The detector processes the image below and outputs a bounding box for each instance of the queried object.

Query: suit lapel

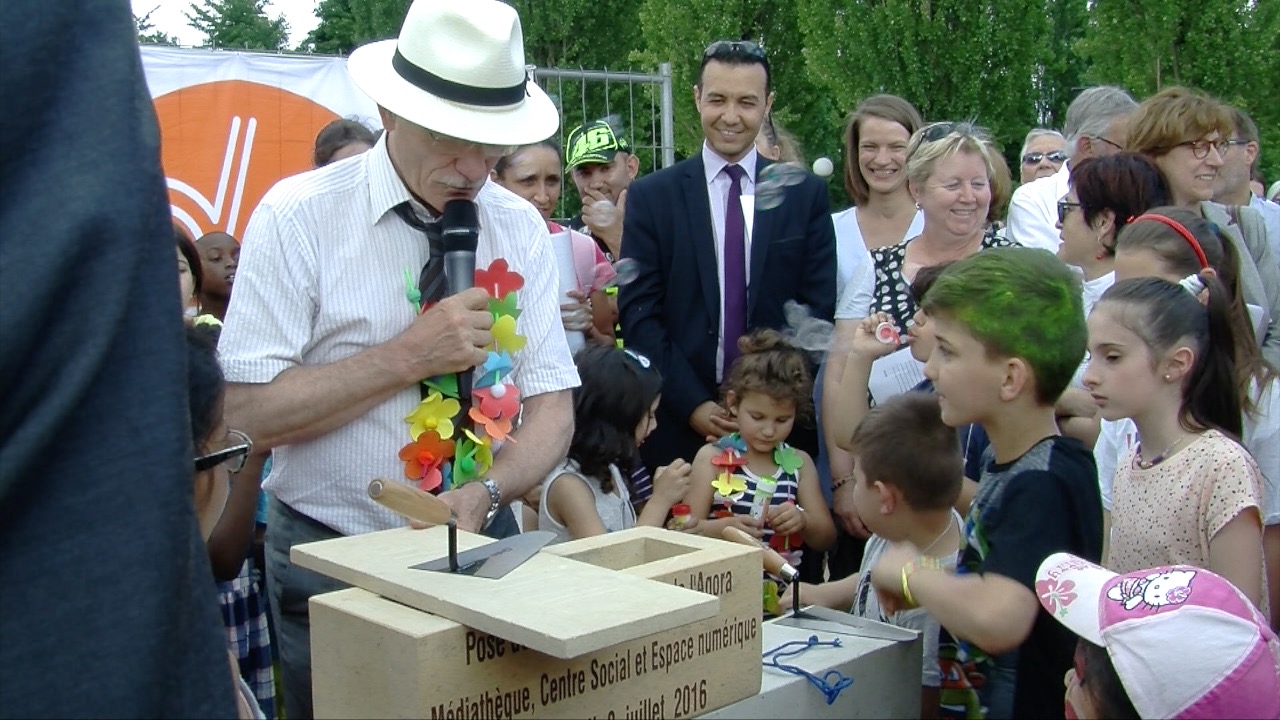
[747,158,775,319]
[684,157,720,326]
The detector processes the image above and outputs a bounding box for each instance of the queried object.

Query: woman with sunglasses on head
[1125,86,1280,367]
[826,122,1015,535]
[1019,128,1067,184]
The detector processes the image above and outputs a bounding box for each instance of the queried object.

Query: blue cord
[761,635,854,705]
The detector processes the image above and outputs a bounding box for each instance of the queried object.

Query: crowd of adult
[6,0,1280,719]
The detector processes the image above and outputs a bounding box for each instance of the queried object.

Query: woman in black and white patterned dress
[866,123,1016,335]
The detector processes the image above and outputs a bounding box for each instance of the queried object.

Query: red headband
[1127,213,1210,270]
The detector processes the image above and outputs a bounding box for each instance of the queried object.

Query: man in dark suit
[620,40,836,470]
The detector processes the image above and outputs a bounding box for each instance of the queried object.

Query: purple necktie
[722,163,747,374]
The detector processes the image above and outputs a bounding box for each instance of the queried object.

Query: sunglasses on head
[1023,150,1067,165]
[703,39,766,60]
[920,121,983,143]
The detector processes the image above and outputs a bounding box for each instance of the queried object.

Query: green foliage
[795,0,1060,195]
[300,0,409,54]
[186,0,289,51]
[1079,0,1280,181]
[303,0,1280,193]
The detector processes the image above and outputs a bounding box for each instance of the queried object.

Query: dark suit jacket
[619,154,836,468]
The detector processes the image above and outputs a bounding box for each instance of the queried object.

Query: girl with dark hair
[537,345,692,542]
[1099,207,1279,625]
[177,225,204,321]
[1083,275,1267,617]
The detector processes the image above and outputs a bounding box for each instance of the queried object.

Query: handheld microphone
[441,199,480,402]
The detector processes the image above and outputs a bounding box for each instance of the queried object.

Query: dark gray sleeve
[0,1,236,716]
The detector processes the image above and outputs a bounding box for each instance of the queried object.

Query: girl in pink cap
[1036,552,1280,719]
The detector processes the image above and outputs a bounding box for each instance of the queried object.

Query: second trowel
[367,479,553,579]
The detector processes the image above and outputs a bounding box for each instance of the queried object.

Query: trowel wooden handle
[368,479,455,526]
[721,525,799,582]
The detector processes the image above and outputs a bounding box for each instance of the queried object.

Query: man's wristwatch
[481,478,502,529]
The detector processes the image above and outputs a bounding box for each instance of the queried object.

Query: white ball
[812,157,834,178]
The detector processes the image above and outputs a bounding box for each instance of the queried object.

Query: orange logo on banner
[154,80,339,241]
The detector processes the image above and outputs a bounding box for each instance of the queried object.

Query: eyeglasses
[194,429,252,473]
[425,128,514,160]
[1022,150,1067,165]
[703,40,767,60]
[1223,138,1251,151]
[920,121,984,143]
[1057,198,1083,224]
[1091,135,1124,152]
[1171,137,1228,159]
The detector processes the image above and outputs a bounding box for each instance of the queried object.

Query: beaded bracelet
[831,473,855,492]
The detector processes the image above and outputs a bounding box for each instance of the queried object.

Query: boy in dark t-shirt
[869,248,1103,719]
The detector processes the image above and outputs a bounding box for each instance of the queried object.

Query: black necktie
[393,202,446,305]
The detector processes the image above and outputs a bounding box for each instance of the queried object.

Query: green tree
[135,8,179,45]
[795,0,1054,189]
[186,0,289,51]
[1038,0,1089,128]
[634,0,841,169]
[1079,0,1280,181]
[301,0,408,54]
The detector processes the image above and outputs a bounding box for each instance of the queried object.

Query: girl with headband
[1082,212,1270,621]
[1097,207,1279,625]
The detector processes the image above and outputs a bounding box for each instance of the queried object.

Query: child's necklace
[1135,434,1190,469]
[920,513,957,557]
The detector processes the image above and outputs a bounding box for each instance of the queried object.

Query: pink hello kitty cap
[1035,553,1280,719]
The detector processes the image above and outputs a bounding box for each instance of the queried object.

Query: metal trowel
[720,526,916,642]
[367,479,553,579]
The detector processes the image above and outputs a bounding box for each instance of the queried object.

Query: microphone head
[441,199,480,252]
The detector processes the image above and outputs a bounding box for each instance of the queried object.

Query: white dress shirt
[1007,162,1071,252]
[219,136,579,536]
[702,142,759,380]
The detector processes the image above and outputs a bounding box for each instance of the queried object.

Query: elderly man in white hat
[217,2,577,716]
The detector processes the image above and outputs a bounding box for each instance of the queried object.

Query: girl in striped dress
[687,330,837,599]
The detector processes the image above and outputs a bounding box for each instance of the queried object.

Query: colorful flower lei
[398,259,525,493]
[708,432,805,553]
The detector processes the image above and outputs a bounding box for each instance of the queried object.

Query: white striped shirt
[218,137,578,535]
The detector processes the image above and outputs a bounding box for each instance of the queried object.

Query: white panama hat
[346,0,559,146]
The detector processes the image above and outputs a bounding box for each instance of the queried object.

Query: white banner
[140,46,380,240]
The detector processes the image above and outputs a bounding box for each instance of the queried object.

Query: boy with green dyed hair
[869,247,1103,720]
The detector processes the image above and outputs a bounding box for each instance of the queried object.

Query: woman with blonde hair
[824,122,1016,550]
